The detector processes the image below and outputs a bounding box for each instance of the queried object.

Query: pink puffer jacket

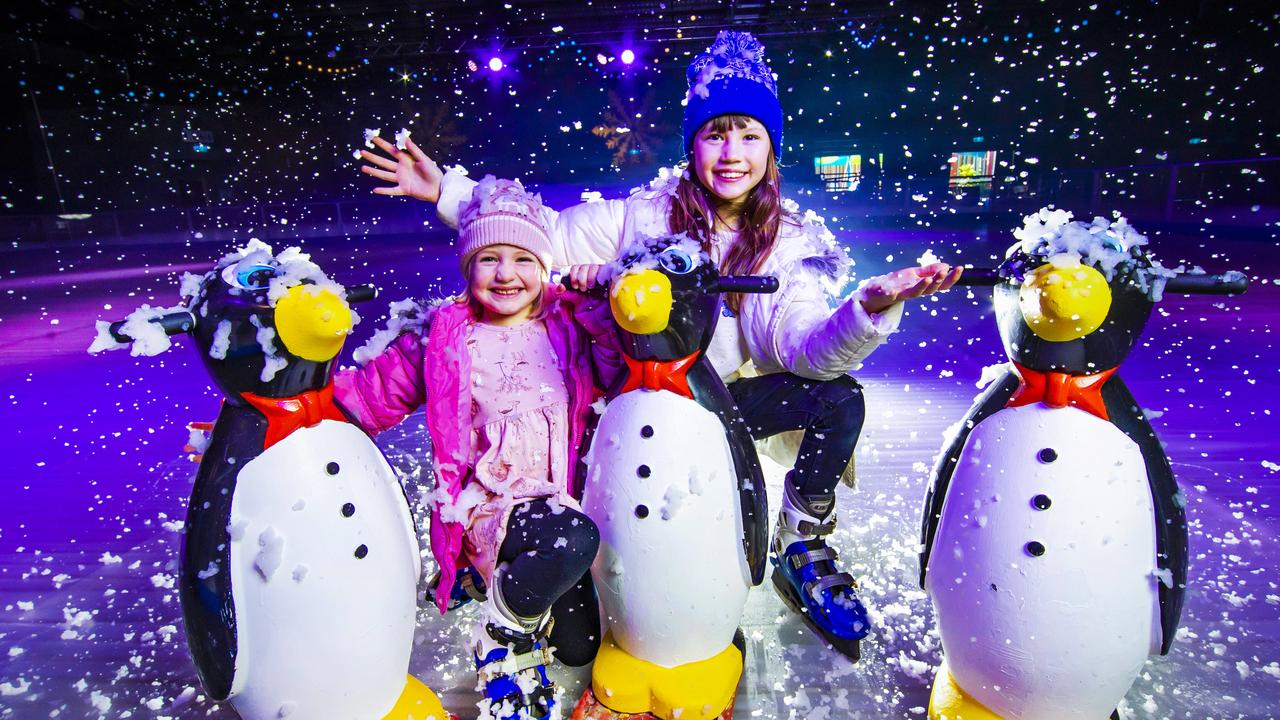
[334,287,614,613]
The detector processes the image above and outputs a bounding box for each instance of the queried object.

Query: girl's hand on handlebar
[566,264,605,291]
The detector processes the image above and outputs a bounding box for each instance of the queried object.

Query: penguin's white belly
[226,420,419,720]
[582,390,750,668]
[926,404,1160,720]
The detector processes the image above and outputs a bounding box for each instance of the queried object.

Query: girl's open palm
[358,135,443,203]
[859,262,963,315]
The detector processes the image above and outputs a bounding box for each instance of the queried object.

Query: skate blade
[770,568,862,662]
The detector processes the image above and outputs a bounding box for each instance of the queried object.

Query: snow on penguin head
[603,233,779,366]
[603,234,722,361]
[993,209,1181,373]
[91,239,376,401]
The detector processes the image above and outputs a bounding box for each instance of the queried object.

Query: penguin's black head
[991,210,1162,374]
[604,234,777,362]
[95,240,375,403]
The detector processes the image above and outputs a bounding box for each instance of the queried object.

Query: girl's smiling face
[692,116,772,209]
[468,244,544,326]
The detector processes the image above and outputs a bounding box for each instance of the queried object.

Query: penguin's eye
[1101,235,1126,253]
[224,263,277,291]
[657,248,695,275]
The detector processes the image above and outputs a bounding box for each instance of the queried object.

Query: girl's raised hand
[358,135,443,203]
[859,262,963,315]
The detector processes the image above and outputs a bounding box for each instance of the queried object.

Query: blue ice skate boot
[472,579,557,720]
[427,564,488,612]
[770,481,870,660]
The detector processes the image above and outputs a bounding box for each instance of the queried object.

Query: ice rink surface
[1,221,1275,718]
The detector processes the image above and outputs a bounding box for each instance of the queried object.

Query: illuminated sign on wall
[815,154,862,192]
[948,151,997,188]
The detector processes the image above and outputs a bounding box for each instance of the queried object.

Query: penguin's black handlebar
[1162,272,1249,295]
[712,275,780,294]
[108,311,197,343]
[106,283,381,343]
[954,267,1249,295]
[344,283,379,304]
[953,268,1003,287]
[556,273,780,295]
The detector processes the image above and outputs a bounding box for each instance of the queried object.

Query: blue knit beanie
[683,31,784,162]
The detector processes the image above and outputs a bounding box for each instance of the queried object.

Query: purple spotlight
[488,57,504,72]
[620,49,636,65]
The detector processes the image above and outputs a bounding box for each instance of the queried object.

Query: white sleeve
[742,263,904,381]
[544,200,627,266]
[435,167,477,230]
[436,168,626,267]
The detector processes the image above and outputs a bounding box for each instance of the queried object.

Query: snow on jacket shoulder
[436,166,903,381]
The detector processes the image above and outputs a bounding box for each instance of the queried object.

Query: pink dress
[461,320,579,585]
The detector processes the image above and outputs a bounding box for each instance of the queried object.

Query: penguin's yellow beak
[273,285,353,361]
[1018,261,1112,342]
[610,269,673,335]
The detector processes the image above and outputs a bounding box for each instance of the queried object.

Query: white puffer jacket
[437,167,903,383]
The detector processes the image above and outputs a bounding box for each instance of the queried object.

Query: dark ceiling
[6,0,1107,76]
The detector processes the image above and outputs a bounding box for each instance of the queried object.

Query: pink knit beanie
[458,176,554,272]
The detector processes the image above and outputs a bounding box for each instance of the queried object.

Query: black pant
[727,372,865,501]
[496,499,601,666]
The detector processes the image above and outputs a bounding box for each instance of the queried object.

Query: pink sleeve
[333,332,428,435]
[562,291,624,390]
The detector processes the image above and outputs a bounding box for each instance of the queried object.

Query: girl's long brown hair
[668,114,786,313]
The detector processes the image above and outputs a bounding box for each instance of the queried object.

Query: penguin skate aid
[919,209,1248,720]
[89,240,448,720]
[335,176,623,720]
[357,30,962,666]
[558,233,775,720]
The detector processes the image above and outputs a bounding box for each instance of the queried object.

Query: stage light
[488,57,504,72]
[620,49,635,65]
[597,53,609,65]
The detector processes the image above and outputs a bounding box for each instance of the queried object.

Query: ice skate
[770,479,869,660]
[473,580,558,720]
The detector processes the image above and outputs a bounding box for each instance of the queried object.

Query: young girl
[334,177,613,719]
[358,31,960,660]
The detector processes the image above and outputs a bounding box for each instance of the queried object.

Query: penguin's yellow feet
[928,660,1002,720]
[382,674,452,720]
[590,632,741,720]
